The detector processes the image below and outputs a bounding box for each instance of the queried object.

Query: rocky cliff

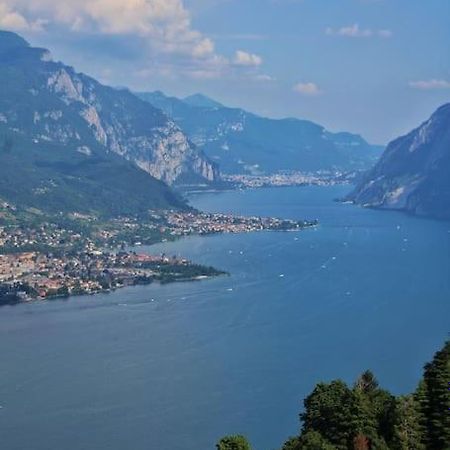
[0,31,195,216]
[0,31,219,187]
[346,104,450,220]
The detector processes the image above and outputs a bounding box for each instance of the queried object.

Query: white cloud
[293,82,321,96]
[326,24,392,39]
[409,79,450,90]
[0,0,268,81]
[0,0,217,59]
[233,50,263,67]
[0,2,44,31]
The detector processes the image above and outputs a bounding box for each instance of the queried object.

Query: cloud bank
[0,0,264,80]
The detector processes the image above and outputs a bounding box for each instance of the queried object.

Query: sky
[1,0,449,144]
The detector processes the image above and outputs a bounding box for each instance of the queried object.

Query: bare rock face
[0,31,219,187]
[347,104,450,220]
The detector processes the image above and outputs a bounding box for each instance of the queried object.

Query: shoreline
[0,221,315,308]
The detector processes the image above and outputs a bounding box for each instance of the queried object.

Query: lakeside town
[0,250,225,305]
[0,206,317,305]
[223,170,356,189]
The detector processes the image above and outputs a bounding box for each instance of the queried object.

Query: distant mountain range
[0,31,220,215]
[347,103,450,220]
[0,30,387,218]
[137,91,383,175]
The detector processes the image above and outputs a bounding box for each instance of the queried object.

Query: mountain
[0,30,197,216]
[183,93,224,109]
[137,91,383,175]
[0,31,218,189]
[0,130,188,217]
[346,104,450,220]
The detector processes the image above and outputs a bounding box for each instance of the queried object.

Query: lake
[0,185,449,450]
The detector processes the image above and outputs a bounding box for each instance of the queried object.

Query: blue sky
[2,0,449,143]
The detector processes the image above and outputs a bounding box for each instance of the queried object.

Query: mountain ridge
[346,103,450,220]
[183,93,224,109]
[0,30,219,187]
[137,90,383,175]
[0,30,204,216]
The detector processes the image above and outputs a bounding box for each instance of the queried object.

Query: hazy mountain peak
[183,93,223,109]
[138,90,382,175]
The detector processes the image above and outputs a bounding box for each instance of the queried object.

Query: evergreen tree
[281,437,301,450]
[281,432,335,450]
[301,380,355,449]
[354,370,379,393]
[222,342,449,450]
[391,395,426,450]
[216,435,252,450]
[414,380,429,447]
[349,388,379,444]
[420,341,450,449]
[354,370,396,446]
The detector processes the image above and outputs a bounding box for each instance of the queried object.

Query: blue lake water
[0,185,449,450]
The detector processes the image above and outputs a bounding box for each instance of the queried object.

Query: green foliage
[0,131,186,217]
[354,370,379,393]
[419,341,450,449]
[216,435,252,450]
[391,395,426,450]
[300,380,356,449]
[281,437,301,450]
[282,432,336,450]
[218,342,449,450]
[297,344,449,450]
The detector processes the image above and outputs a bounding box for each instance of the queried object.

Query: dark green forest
[217,341,449,450]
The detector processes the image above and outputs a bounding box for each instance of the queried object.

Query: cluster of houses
[0,250,188,301]
[0,222,85,250]
[224,171,348,189]
[165,211,308,235]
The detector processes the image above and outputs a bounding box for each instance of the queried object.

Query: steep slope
[347,104,450,220]
[0,31,187,216]
[0,132,186,216]
[138,91,383,175]
[0,31,219,187]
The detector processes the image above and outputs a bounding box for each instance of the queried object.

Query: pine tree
[301,380,355,449]
[352,371,393,448]
[420,341,450,449]
[391,395,426,450]
[354,370,379,393]
[349,388,380,445]
[414,380,429,447]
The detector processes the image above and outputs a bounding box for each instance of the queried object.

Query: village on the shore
[223,170,355,189]
[0,207,317,305]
